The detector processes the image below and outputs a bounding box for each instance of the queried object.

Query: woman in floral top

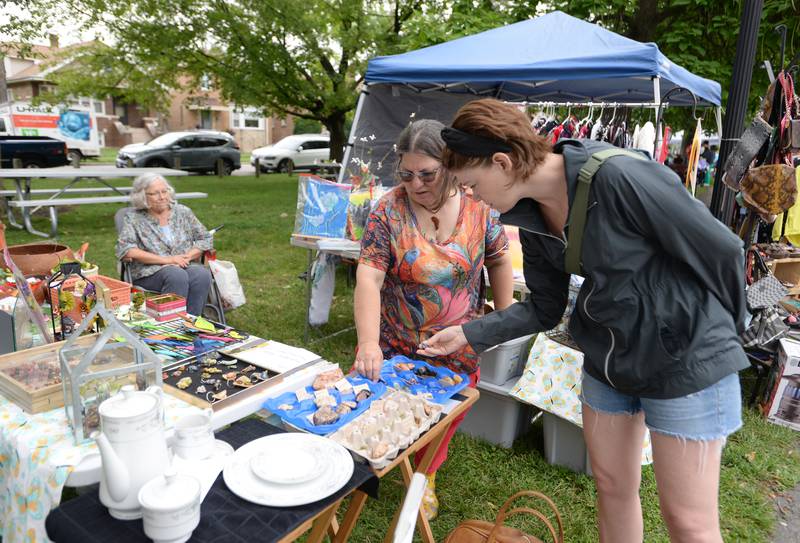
[354,119,513,519]
[116,173,213,315]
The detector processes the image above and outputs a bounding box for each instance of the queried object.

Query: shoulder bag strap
[564,148,648,275]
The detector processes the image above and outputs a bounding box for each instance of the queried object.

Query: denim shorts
[580,370,742,441]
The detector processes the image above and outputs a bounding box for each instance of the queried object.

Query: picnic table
[0,166,200,238]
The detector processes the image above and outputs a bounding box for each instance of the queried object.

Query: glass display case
[60,298,162,443]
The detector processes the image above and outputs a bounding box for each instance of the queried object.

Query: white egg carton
[329,390,443,469]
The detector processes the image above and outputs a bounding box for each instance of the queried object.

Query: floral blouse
[359,186,508,374]
[116,204,212,281]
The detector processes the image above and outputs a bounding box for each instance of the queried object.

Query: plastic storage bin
[459,377,534,448]
[479,334,534,385]
[542,412,592,475]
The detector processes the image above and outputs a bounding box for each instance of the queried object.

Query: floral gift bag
[510,333,652,465]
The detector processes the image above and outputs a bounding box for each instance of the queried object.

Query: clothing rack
[525,101,666,109]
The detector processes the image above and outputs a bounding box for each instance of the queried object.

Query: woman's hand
[354,342,384,381]
[416,325,468,357]
[168,254,191,268]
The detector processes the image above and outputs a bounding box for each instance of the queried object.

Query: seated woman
[116,172,213,316]
[353,119,514,519]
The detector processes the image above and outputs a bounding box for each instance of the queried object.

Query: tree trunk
[628,0,659,42]
[325,111,347,163]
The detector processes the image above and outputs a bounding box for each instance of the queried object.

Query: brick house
[1,37,295,152]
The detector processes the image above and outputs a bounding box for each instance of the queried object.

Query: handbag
[443,491,563,543]
[739,163,797,219]
[722,116,772,191]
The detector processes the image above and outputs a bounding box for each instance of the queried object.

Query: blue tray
[379,356,469,403]
[263,376,386,435]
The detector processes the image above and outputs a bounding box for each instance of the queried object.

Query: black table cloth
[46,418,379,543]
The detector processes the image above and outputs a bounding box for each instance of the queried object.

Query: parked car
[116,131,241,175]
[250,134,330,173]
[0,135,69,168]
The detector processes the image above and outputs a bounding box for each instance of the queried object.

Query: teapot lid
[138,468,200,511]
[99,385,158,419]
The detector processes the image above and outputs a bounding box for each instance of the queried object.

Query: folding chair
[114,207,227,324]
[392,472,427,543]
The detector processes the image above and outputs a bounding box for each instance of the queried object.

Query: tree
[0,0,436,161]
[551,0,800,133]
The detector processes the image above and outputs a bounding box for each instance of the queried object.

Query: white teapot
[93,384,170,520]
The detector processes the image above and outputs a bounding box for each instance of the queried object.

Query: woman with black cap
[419,99,747,543]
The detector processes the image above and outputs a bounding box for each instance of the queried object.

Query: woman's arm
[124,248,187,267]
[353,264,387,381]
[486,252,514,310]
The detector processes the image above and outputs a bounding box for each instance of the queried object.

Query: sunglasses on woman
[395,168,440,183]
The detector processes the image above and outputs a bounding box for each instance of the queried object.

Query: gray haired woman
[116,172,213,315]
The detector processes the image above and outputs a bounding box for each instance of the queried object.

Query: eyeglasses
[395,168,440,184]
[145,190,170,197]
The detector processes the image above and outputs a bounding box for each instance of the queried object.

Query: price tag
[334,378,353,393]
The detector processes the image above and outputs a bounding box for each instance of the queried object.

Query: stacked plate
[223,433,354,507]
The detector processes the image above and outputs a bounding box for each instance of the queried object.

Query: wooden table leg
[307,501,341,543]
[327,517,340,540]
[383,456,437,543]
[333,491,369,543]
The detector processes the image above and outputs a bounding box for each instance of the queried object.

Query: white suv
[250,134,330,173]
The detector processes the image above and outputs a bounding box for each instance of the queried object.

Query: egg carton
[329,390,443,469]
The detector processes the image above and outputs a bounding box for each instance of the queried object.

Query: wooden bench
[6,192,208,238]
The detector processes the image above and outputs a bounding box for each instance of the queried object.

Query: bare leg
[651,432,724,543]
[582,404,647,543]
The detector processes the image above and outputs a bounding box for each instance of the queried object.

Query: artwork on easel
[294,174,350,239]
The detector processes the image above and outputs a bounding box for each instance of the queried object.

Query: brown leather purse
[740,163,797,220]
[443,491,564,543]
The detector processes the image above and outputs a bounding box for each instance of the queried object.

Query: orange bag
[443,491,563,543]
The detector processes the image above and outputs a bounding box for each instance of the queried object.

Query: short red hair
[442,99,551,181]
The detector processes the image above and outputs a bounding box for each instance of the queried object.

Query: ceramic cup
[173,409,215,461]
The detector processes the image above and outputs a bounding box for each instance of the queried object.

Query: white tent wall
[339,83,477,186]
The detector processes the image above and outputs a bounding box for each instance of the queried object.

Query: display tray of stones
[263,367,386,436]
[329,389,443,469]
[379,356,469,403]
[161,351,276,408]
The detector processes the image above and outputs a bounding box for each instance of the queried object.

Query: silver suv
[116,131,241,175]
[250,134,330,173]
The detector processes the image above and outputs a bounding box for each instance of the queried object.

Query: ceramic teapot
[94,384,170,520]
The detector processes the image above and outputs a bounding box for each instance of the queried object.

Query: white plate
[223,433,354,507]
[250,446,325,485]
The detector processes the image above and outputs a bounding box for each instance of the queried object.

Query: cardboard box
[766,338,800,431]
[769,258,800,295]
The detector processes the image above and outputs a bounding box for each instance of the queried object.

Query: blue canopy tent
[341,10,722,184]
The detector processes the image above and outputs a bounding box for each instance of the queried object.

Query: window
[303,140,329,150]
[194,137,226,148]
[93,100,106,115]
[177,138,195,149]
[70,97,106,115]
[39,84,57,95]
[0,118,6,132]
[200,74,212,91]
[280,118,287,127]
[6,89,14,102]
[231,109,264,130]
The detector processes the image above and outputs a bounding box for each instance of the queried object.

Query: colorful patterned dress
[359,186,508,374]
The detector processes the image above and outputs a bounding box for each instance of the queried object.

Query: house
[1,36,295,151]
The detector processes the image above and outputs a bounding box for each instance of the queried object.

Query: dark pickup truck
[0,136,69,168]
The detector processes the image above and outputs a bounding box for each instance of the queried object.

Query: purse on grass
[443,491,564,543]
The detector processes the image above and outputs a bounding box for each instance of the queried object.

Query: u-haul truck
[0,101,100,160]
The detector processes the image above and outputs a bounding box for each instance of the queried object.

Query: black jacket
[463,139,749,399]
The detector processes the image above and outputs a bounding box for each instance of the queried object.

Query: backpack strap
[564,148,648,275]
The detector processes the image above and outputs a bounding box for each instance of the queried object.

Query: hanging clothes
[658,126,671,163]
[685,118,702,195]
[636,121,656,154]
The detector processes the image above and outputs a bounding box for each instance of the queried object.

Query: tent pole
[652,76,662,158]
[338,86,369,184]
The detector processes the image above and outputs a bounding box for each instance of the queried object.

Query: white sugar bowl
[138,469,201,543]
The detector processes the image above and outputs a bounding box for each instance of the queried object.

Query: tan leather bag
[740,163,797,219]
[443,491,564,543]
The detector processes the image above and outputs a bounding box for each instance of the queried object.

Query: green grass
[3,174,799,542]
